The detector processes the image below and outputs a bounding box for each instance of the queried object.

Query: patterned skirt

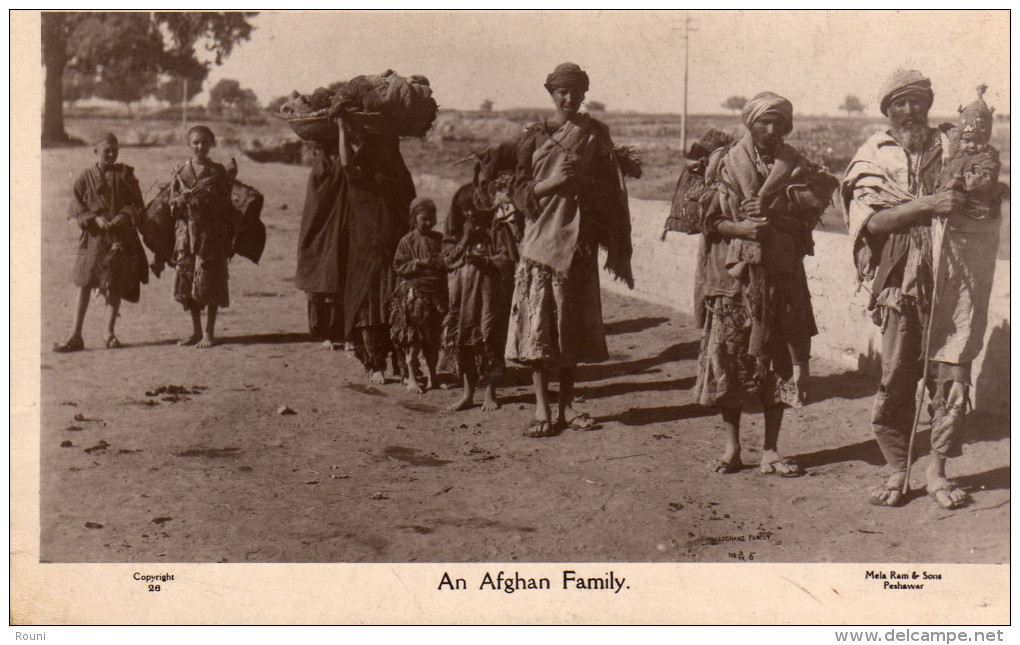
[505,252,608,368]
[693,293,808,409]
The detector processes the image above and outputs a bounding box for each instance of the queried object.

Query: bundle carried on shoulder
[330,70,438,138]
[662,128,734,238]
[141,175,267,272]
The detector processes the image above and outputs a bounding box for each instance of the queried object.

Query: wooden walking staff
[901,212,950,496]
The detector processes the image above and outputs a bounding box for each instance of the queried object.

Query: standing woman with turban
[506,62,634,437]
[693,92,835,475]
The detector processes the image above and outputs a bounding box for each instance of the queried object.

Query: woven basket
[278,109,337,142]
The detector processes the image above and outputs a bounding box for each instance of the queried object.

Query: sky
[200,10,1010,117]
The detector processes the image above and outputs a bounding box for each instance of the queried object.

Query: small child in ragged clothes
[442,157,522,412]
[922,84,1004,437]
[53,132,149,352]
[941,84,1002,220]
[389,197,448,393]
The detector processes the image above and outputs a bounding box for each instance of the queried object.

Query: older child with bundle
[389,198,448,393]
[54,132,149,352]
[169,125,234,348]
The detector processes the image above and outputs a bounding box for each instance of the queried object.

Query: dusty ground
[38,145,1009,564]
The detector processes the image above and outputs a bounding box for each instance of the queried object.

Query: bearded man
[842,70,970,508]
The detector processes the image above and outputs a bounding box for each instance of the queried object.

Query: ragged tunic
[842,125,998,365]
[443,186,522,378]
[693,134,830,408]
[170,160,234,310]
[68,163,149,302]
[841,125,993,465]
[505,114,632,367]
[388,229,447,349]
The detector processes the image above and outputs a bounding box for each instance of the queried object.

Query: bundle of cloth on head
[878,69,933,116]
[330,70,438,137]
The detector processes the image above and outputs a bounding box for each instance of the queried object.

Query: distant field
[63,110,1010,260]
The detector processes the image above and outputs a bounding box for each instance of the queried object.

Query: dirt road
[38,146,1009,564]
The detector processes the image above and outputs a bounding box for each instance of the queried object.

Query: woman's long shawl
[342,134,416,335]
[517,114,633,287]
[712,133,827,361]
[296,146,348,295]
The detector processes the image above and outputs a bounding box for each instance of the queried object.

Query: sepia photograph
[11,8,1010,625]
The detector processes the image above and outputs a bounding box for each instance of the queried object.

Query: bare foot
[320,340,337,351]
[869,471,907,507]
[406,378,424,394]
[195,336,216,349]
[178,334,202,347]
[481,388,499,411]
[369,370,385,385]
[447,392,473,411]
[344,342,355,352]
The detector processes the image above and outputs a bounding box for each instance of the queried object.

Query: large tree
[41,11,257,146]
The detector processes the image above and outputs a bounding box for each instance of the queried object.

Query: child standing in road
[389,197,448,393]
[168,125,234,348]
[53,132,149,352]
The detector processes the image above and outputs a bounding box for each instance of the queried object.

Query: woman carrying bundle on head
[505,62,635,438]
[336,116,417,384]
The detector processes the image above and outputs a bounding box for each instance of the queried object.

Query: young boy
[389,198,448,393]
[53,132,148,352]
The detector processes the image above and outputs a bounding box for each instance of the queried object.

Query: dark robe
[69,163,149,303]
[296,144,348,341]
[342,133,416,336]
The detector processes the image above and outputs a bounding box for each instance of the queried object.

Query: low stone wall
[414,174,1010,419]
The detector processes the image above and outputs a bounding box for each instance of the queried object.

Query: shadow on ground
[604,316,671,335]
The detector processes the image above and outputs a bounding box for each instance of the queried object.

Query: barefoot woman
[506,63,634,437]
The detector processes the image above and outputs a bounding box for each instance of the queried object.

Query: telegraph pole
[182,77,188,127]
[677,14,695,156]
